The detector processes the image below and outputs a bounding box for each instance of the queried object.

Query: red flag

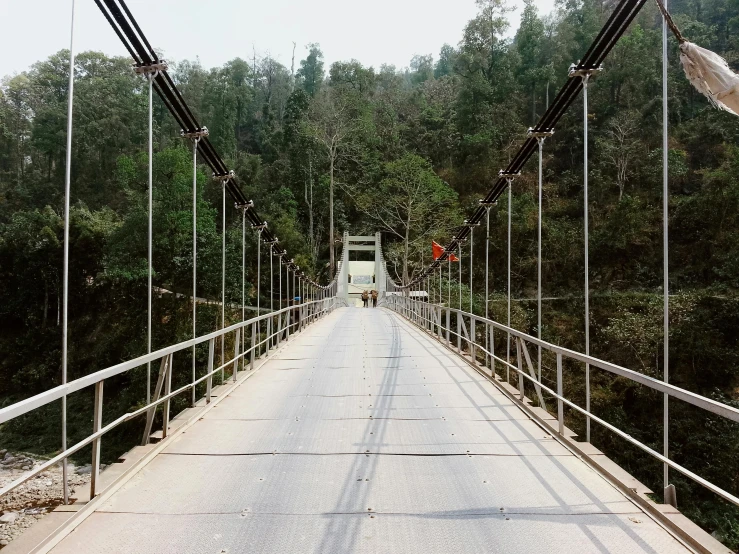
[432,240,444,260]
[432,240,459,262]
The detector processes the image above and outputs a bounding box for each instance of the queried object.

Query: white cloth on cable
[680,41,739,116]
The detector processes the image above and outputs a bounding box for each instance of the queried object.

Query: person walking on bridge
[371,289,378,307]
[362,290,369,308]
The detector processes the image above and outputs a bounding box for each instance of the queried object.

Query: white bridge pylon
[336,232,389,305]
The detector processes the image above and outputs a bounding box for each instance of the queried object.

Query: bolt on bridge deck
[48,307,692,553]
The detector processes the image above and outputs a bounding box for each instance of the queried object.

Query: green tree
[515,0,546,125]
[434,44,457,78]
[352,154,460,284]
[303,87,364,277]
[297,43,325,98]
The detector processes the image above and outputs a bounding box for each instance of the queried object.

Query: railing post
[206,338,214,403]
[446,308,450,346]
[516,338,525,401]
[490,323,495,377]
[470,316,476,362]
[142,354,168,446]
[557,352,564,435]
[250,322,256,370]
[90,380,103,499]
[266,318,271,356]
[233,328,240,382]
[286,299,291,340]
[162,353,172,439]
[457,312,462,352]
[519,338,547,409]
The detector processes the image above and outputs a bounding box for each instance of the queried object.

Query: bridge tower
[336,232,388,304]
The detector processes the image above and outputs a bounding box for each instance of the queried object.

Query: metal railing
[0,295,345,501]
[384,294,739,508]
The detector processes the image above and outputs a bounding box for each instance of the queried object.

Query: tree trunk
[329,149,335,279]
[402,216,411,285]
[308,156,314,249]
[290,42,296,92]
[43,281,49,330]
[236,97,242,147]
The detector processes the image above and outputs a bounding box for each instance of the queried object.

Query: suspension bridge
[1,0,738,552]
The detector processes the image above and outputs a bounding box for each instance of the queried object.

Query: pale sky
[0,0,556,79]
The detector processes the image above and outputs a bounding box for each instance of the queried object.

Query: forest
[1,0,739,547]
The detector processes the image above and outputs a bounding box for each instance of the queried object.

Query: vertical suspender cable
[286,267,290,330]
[662,0,670,491]
[448,258,451,307]
[507,179,512,382]
[191,137,199,407]
[270,247,274,314]
[439,265,442,305]
[270,246,274,344]
[279,256,282,331]
[458,243,462,311]
[583,74,592,443]
[537,137,544,383]
[256,231,262,316]
[221,181,226,379]
[61,0,77,506]
[485,207,490,369]
[146,73,153,406]
[469,229,473,313]
[241,209,245,374]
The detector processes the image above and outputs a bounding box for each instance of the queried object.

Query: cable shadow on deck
[387,310,663,554]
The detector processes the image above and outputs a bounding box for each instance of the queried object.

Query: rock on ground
[0,453,91,550]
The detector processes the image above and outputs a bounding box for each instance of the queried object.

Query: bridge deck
[50,307,690,553]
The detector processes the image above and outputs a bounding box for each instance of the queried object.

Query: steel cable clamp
[134,60,169,76]
[568,63,604,80]
[235,200,254,210]
[527,128,555,140]
[180,127,209,140]
[213,170,235,183]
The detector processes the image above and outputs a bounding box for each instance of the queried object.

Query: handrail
[0,295,345,499]
[0,299,325,424]
[384,295,739,508]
